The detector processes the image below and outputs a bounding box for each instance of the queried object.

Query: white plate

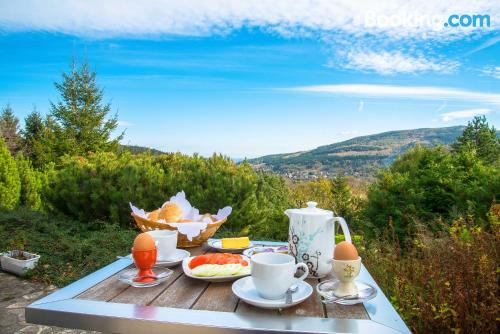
[242,245,289,258]
[182,255,251,282]
[118,267,173,288]
[316,279,377,305]
[207,239,254,253]
[232,276,312,309]
[156,249,191,267]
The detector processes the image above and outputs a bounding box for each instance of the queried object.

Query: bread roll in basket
[130,191,231,248]
[131,211,227,248]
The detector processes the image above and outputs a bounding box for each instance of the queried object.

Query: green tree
[0,138,21,209]
[365,145,499,243]
[452,115,499,164]
[22,108,54,168]
[0,104,22,155]
[48,62,123,157]
[16,154,43,210]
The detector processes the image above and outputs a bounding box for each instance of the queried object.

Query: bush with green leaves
[0,138,20,209]
[45,152,166,224]
[364,145,499,242]
[16,154,44,210]
[44,151,291,240]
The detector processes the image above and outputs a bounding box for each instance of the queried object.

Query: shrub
[365,145,499,242]
[16,155,43,210]
[363,218,499,333]
[45,151,166,224]
[44,152,291,240]
[0,138,20,209]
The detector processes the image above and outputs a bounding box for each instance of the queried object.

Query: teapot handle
[332,217,352,243]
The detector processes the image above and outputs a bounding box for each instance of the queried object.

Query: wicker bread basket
[132,212,227,248]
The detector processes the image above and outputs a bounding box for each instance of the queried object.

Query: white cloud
[289,84,500,105]
[342,51,459,74]
[0,1,497,74]
[480,66,500,79]
[1,1,496,38]
[440,108,491,121]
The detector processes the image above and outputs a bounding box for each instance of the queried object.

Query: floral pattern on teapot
[289,217,327,277]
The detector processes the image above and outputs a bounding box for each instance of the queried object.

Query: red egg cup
[131,247,157,283]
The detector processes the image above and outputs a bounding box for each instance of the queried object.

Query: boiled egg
[334,241,358,260]
[133,233,156,250]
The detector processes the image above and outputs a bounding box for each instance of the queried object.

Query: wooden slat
[325,303,369,319]
[110,265,184,306]
[192,282,239,312]
[235,299,279,316]
[150,274,209,309]
[76,266,131,301]
[280,279,325,318]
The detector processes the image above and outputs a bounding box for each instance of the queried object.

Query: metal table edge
[29,257,133,306]
[26,299,405,334]
[26,239,411,334]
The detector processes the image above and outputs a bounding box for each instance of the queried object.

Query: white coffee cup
[146,230,178,261]
[251,252,309,300]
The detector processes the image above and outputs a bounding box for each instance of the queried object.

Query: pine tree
[0,137,21,209]
[22,108,47,168]
[0,104,22,155]
[16,154,43,210]
[48,62,123,157]
[452,116,499,164]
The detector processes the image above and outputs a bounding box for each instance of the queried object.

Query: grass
[0,209,137,287]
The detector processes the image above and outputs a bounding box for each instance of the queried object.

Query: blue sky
[0,1,499,157]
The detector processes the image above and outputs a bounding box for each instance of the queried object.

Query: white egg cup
[331,257,361,297]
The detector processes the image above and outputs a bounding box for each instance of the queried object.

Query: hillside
[119,145,164,155]
[248,126,466,180]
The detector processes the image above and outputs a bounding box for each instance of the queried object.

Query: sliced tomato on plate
[189,253,248,269]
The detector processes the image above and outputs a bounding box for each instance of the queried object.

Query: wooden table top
[76,243,369,320]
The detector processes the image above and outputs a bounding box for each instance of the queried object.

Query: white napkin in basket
[129,202,147,219]
[167,222,208,241]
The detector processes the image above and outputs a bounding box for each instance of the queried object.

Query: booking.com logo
[444,14,490,28]
[364,12,492,30]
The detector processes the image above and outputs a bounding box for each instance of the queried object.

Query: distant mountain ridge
[120,145,164,155]
[248,126,468,180]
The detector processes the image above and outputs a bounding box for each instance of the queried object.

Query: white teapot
[285,201,351,278]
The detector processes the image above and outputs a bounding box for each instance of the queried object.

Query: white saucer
[232,276,313,309]
[156,249,191,267]
[182,255,251,282]
[208,239,254,254]
[316,279,377,305]
[118,267,173,288]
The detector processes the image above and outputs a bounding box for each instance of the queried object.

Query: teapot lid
[287,201,333,217]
